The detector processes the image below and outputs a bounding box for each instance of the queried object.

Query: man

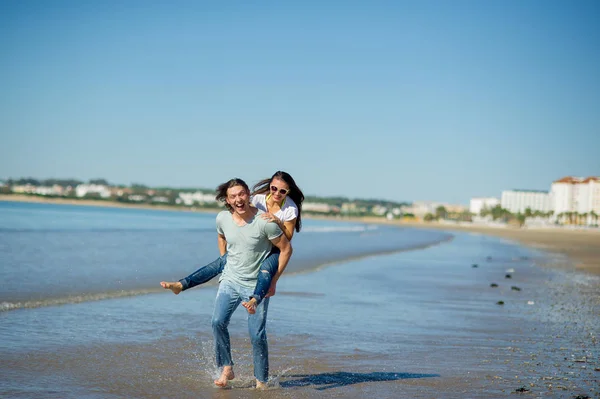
[211,178,292,389]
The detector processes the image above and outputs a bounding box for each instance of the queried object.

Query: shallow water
[1,203,598,398]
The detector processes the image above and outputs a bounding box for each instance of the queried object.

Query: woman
[160,171,304,314]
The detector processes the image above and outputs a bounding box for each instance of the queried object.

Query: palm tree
[591,210,599,226]
[581,212,589,226]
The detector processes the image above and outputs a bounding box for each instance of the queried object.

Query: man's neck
[233,206,257,225]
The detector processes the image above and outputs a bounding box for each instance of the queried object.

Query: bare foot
[214,366,235,387]
[256,379,268,390]
[241,298,257,314]
[160,281,183,295]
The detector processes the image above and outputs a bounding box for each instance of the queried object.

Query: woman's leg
[179,254,227,291]
[251,252,279,304]
[160,254,226,294]
[241,252,278,314]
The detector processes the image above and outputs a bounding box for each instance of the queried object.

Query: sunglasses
[270,185,289,195]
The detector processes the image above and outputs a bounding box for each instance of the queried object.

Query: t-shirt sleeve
[216,212,225,235]
[264,221,283,241]
[283,206,298,221]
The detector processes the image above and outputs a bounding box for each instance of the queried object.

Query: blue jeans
[211,280,270,382]
[179,251,279,305]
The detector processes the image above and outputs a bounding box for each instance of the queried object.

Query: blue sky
[1,0,599,204]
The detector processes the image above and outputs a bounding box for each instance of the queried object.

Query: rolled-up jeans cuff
[250,294,263,303]
[179,278,189,291]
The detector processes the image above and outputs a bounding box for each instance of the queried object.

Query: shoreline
[301,215,600,277]
[0,194,220,214]
[3,194,599,276]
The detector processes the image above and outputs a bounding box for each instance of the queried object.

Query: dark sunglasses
[270,185,289,195]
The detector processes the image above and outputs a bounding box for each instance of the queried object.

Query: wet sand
[4,230,597,398]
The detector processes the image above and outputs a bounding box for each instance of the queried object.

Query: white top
[251,193,298,222]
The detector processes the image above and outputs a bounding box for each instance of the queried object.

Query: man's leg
[211,281,241,387]
[242,252,278,314]
[247,296,270,388]
[160,254,226,294]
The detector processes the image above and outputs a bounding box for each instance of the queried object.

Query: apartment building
[551,176,600,224]
[469,197,500,215]
[500,190,551,214]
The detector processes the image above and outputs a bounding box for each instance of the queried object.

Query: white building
[176,192,217,206]
[75,184,111,198]
[501,190,551,214]
[551,176,600,225]
[469,197,500,215]
[34,185,64,196]
[401,201,441,218]
[303,202,336,213]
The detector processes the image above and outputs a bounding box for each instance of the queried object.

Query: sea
[0,201,598,399]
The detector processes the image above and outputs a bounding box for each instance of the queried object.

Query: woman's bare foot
[256,379,268,390]
[214,366,235,387]
[160,281,183,295]
[241,298,257,314]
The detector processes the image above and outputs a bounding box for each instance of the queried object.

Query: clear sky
[1,0,599,204]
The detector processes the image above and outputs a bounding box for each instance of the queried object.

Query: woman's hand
[265,281,277,298]
[260,212,282,226]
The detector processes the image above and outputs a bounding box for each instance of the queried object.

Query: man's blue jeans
[179,252,279,304]
[211,280,270,382]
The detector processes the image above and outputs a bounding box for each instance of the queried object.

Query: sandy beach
[3,194,599,276]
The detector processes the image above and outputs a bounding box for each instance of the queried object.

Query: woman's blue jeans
[179,251,279,305]
[211,280,270,382]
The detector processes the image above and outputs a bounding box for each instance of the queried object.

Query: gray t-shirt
[216,210,283,288]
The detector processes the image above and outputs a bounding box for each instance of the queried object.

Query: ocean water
[1,201,598,398]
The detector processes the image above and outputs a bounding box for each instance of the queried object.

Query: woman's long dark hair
[252,171,304,232]
[215,178,250,212]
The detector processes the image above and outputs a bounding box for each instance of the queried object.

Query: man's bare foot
[241,298,257,314]
[256,379,268,390]
[214,366,235,387]
[160,281,183,295]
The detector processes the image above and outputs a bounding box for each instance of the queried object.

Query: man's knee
[212,317,227,331]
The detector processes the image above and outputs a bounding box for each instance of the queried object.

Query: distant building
[11,184,36,194]
[402,201,465,218]
[551,176,600,224]
[76,184,111,198]
[401,201,441,218]
[341,202,367,214]
[34,185,64,196]
[303,202,337,213]
[469,197,500,215]
[501,190,551,214]
[127,195,147,202]
[371,205,388,216]
[176,192,217,206]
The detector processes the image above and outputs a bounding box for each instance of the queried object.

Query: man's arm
[266,233,292,297]
[217,233,227,256]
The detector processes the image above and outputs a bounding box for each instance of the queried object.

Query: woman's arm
[266,233,293,297]
[280,218,296,241]
[261,214,296,241]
